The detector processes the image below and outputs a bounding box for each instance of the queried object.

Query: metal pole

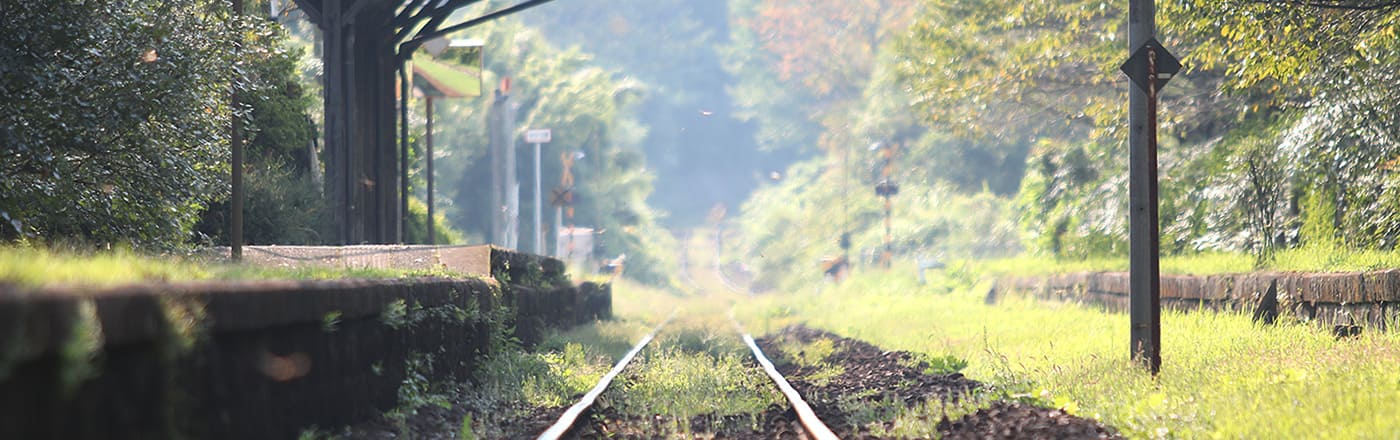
[554,205,562,257]
[534,142,543,254]
[399,63,410,243]
[1128,0,1162,374]
[230,0,244,261]
[488,85,519,248]
[425,95,435,245]
[883,197,892,268]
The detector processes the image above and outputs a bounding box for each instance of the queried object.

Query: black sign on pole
[1120,38,1181,94]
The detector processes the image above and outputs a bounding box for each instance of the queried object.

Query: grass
[735,263,1400,438]
[0,245,462,289]
[459,276,785,437]
[597,278,786,420]
[978,242,1400,277]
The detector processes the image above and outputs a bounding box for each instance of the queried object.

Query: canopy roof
[412,56,481,98]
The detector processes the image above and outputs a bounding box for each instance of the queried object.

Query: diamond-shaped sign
[1120,38,1182,93]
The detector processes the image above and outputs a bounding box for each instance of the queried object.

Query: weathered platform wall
[991,271,1400,329]
[218,244,569,288]
[0,272,608,439]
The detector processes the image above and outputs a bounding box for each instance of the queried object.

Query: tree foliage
[1,1,246,247]
[195,17,328,246]
[725,0,916,155]
[888,0,1400,260]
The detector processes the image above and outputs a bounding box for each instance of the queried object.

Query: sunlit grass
[980,243,1400,277]
[1268,242,1400,273]
[515,274,784,436]
[977,252,1254,276]
[616,342,781,419]
[0,245,462,288]
[735,266,1400,438]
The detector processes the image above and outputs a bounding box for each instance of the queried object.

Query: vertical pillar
[533,142,543,254]
[426,95,436,245]
[321,0,348,243]
[231,0,244,260]
[489,90,508,245]
[315,0,401,244]
[399,61,410,243]
[1127,0,1162,374]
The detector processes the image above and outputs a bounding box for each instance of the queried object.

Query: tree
[1,1,244,247]
[725,0,916,155]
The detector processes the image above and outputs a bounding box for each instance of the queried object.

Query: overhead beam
[394,0,483,50]
[391,0,433,27]
[296,0,325,22]
[403,0,556,47]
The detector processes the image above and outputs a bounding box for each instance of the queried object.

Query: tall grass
[735,266,1400,438]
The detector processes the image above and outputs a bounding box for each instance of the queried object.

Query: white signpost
[525,128,552,144]
[527,129,552,254]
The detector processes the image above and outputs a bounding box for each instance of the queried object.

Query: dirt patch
[756,325,1120,440]
[755,324,982,437]
[936,401,1120,439]
[551,403,805,439]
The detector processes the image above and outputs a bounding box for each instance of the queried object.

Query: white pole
[534,142,543,254]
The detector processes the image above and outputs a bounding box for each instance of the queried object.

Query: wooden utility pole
[1124,0,1178,375]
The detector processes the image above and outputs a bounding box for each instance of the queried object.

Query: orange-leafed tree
[726,0,915,154]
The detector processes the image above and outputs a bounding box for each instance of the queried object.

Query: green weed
[616,344,782,425]
[458,413,476,440]
[321,311,342,333]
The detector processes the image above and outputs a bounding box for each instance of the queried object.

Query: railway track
[534,312,837,440]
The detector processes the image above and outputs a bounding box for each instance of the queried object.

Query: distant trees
[725,0,915,155]
[525,0,782,226]
[726,0,1400,287]
[893,0,1400,259]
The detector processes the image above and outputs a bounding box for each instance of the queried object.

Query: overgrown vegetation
[735,264,1400,438]
[0,245,459,288]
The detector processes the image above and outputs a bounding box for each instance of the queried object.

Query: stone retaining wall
[991,271,1400,329]
[0,268,608,439]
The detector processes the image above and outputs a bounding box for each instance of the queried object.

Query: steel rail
[536,310,676,440]
[735,318,839,440]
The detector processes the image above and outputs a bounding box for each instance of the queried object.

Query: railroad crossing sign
[525,128,552,143]
[1119,38,1182,93]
